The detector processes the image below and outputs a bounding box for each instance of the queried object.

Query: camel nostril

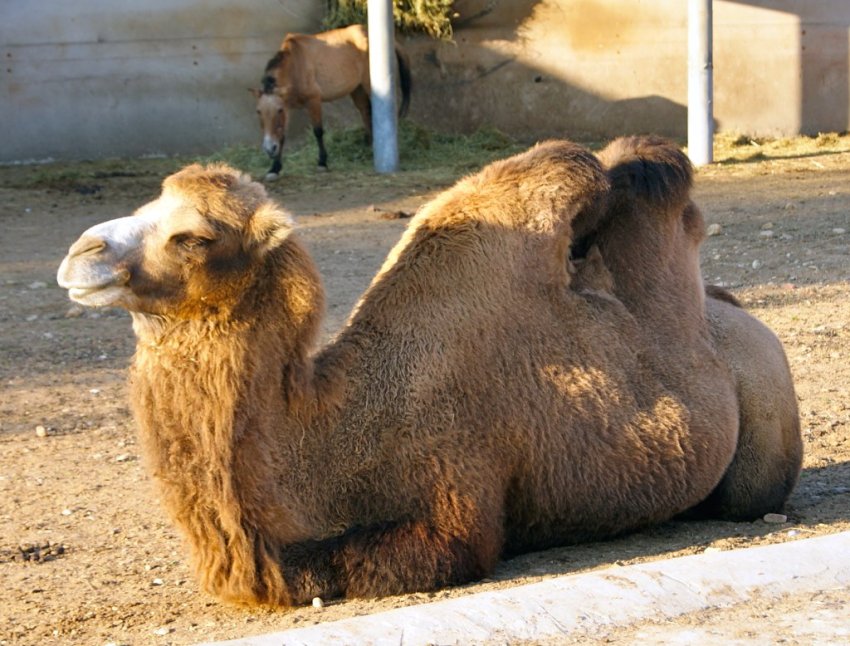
[69,236,107,258]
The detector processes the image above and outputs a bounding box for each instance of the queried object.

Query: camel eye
[170,233,213,251]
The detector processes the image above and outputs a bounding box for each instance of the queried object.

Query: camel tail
[598,135,693,211]
[395,46,412,118]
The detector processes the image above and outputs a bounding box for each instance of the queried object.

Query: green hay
[197,121,522,182]
[324,0,455,40]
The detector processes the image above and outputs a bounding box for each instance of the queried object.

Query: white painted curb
[203,531,850,646]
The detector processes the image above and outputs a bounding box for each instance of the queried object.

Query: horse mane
[262,46,292,94]
[264,50,287,74]
[261,74,276,94]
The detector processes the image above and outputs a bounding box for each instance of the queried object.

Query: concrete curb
[204,531,850,646]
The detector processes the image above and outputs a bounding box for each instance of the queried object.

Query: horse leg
[306,99,328,170]
[266,155,283,182]
[350,86,373,146]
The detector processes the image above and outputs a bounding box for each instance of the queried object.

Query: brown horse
[252,24,412,181]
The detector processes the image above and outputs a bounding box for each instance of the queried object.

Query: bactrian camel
[57,140,801,607]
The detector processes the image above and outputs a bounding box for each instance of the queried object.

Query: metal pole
[688,0,713,165]
[368,0,399,173]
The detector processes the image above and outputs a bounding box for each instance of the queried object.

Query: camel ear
[247,204,295,256]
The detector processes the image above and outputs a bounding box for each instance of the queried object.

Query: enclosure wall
[405,0,850,141]
[2,0,848,161]
[0,1,321,162]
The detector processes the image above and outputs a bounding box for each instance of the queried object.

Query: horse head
[251,83,287,160]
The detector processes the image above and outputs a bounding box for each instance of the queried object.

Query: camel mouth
[68,285,106,299]
[66,283,128,307]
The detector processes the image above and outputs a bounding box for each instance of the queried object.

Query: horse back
[285,25,370,102]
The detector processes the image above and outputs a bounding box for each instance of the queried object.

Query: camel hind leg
[687,296,803,520]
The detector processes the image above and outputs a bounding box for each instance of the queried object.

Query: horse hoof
[264,172,280,182]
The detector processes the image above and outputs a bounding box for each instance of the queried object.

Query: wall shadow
[402,0,848,141]
[404,0,690,142]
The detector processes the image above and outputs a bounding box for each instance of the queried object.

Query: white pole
[368,0,399,173]
[688,0,713,165]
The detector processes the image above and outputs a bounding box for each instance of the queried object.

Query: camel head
[57,164,295,318]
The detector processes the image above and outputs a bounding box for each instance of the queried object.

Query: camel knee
[689,427,803,521]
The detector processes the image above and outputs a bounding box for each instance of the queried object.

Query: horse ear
[247,203,295,256]
[249,87,262,99]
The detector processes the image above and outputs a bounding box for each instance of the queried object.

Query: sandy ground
[1,140,849,645]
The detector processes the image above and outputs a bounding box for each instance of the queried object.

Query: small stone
[65,305,85,319]
[26,314,38,322]
[833,227,846,235]
[751,259,762,270]
[763,513,787,524]
[706,223,722,236]
[35,425,48,438]
[761,222,774,229]
[312,597,324,608]
[703,546,721,554]
[758,230,774,238]
[378,210,412,220]
[151,578,164,586]
[115,453,132,462]
[61,508,73,516]
[152,627,172,636]
[28,281,48,289]
[787,530,799,537]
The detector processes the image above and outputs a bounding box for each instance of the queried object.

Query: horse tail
[394,46,412,118]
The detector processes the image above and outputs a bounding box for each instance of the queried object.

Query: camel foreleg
[279,515,502,604]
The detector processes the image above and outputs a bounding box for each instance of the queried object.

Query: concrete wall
[2,0,848,162]
[405,0,850,140]
[0,0,322,162]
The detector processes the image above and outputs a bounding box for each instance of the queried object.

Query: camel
[571,135,802,520]
[59,141,769,607]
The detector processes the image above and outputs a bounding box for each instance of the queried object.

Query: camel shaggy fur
[58,141,785,607]
[572,135,802,520]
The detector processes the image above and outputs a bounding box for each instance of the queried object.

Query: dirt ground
[1,137,849,645]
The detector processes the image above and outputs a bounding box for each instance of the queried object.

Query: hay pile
[324,0,456,39]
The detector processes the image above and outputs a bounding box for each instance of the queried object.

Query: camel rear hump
[598,135,694,214]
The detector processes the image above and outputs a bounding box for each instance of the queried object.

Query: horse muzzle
[262,136,281,158]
